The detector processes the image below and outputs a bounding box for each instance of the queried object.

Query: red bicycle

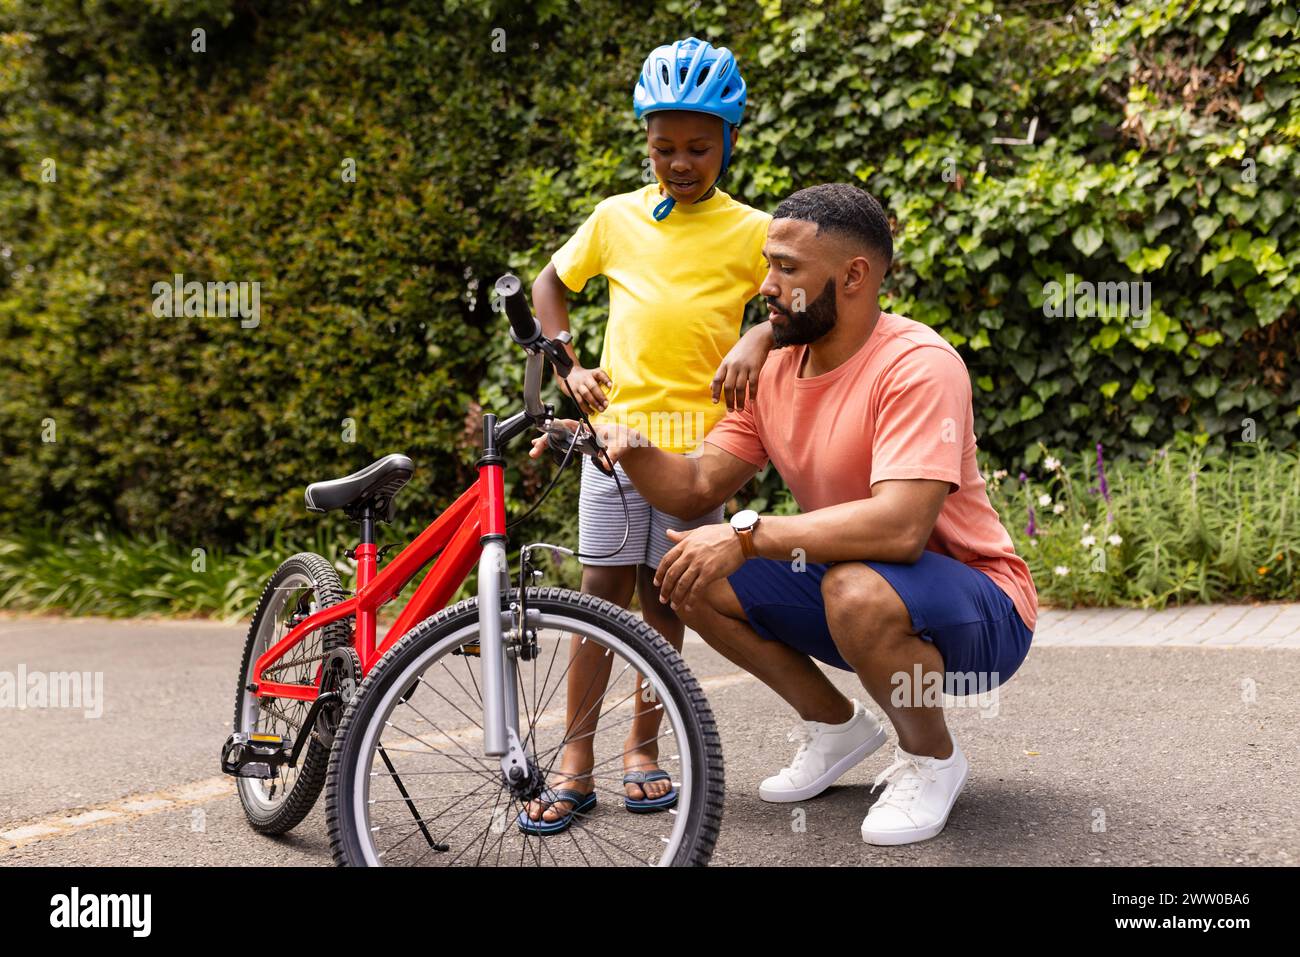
[221,274,724,866]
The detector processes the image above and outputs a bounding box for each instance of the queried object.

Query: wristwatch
[730,509,761,559]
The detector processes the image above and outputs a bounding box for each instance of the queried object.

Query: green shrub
[3,439,1292,619]
[989,437,1300,607]
[0,525,303,619]
[1,0,1296,554]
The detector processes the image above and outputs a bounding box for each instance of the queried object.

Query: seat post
[358,504,376,547]
[354,504,378,663]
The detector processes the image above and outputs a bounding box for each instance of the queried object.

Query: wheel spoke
[338,603,716,866]
[235,562,347,829]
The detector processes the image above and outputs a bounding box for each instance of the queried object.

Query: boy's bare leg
[524,563,637,823]
[621,564,683,802]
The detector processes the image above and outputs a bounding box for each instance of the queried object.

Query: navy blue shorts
[727,551,1033,695]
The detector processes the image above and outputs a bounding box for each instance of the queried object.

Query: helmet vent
[634,39,747,129]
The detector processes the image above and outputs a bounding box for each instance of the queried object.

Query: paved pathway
[1,604,1296,866]
[1030,602,1300,648]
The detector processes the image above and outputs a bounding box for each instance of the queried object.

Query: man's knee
[820,563,913,651]
[677,576,746,631]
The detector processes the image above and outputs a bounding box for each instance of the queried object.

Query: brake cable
[504,374,632,562]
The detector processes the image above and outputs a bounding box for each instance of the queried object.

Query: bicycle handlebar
[490,272,610,472]
[494,273,541,346]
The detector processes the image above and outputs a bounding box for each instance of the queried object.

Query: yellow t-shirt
[550,183,771,455]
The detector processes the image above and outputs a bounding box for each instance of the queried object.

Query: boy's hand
[559,365,612,415]
[711,322,775,412]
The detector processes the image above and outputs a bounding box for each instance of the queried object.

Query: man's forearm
[618,443,712,519]
[750,500,926,565]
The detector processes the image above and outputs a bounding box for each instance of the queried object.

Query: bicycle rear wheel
[232,552,351,834]
[326,588,724,866]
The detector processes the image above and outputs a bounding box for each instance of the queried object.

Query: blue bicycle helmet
[634,37,748,220]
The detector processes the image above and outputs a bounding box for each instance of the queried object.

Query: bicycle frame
[249,275,570,763]
[250,420,515,753]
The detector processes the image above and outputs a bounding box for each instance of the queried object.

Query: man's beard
[768,277,838,347]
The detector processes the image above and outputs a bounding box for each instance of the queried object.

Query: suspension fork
[475,412,525,771]
[477,538,516,757]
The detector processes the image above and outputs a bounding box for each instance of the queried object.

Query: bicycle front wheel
[326,588,724,866]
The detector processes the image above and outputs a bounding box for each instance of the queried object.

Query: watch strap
[734,521,759,560]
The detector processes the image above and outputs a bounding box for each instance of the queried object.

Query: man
[531,183,1037,846]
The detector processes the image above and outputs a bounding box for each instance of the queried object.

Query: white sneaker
[860,737,969,845]
[758,700,887,803]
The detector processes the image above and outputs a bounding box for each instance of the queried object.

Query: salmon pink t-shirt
[703,311,1038,632]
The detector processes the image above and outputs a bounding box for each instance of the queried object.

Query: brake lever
[539,331,574,379]
[544,422,615,477]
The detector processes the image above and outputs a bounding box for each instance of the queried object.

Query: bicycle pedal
[220,731,294,779]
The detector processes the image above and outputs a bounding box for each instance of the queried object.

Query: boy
[521,37,772,832]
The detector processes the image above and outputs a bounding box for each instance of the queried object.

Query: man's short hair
[772,183,894,268]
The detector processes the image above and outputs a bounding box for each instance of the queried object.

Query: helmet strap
[717,124,733,180]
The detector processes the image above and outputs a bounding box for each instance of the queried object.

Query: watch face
[731,509,759,531]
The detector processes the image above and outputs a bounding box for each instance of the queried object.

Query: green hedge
[1,0,1297,552]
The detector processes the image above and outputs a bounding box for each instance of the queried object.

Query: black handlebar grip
[495,274,540,344]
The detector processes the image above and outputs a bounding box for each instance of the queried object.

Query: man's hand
[528,418,643,467]
[711,322,774,412]
[559,365,612,415]
[653,524,746,613]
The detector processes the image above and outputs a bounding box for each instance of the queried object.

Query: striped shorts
[577,456,725,568]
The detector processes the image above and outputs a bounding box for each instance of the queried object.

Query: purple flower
[1095,443,1110,503]
[1026,504,1037,537]
[1095,443,1115,524]
[1018,471,1028,483]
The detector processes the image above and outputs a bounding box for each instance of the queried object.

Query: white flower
[1082,522,1091,532]
[1054,565,1071,576]
[1027,538,1038,546]
[1044,455,1061,471]
[1038,493,1052,507]
[1081,535,1097,547]
[1107,534,1123,546]
[1053,503,1066,514]
[994,469,1008,480]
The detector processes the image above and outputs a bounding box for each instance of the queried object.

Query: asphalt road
[1,616,1296,866]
